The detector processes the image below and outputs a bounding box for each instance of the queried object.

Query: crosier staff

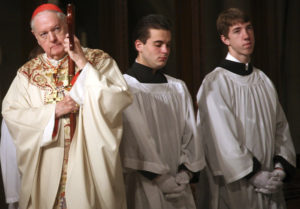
[67,3,76,139]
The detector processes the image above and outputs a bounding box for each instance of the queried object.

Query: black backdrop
[0,0,299,207]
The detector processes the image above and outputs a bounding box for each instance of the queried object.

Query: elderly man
[1,3,132,209]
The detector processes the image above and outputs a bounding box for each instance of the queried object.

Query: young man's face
[135,29,171,70]
[221,21,255,63]
[32,11,67,60]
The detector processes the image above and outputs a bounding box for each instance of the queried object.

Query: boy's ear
[135,39,144,52]
[221,35,230,46]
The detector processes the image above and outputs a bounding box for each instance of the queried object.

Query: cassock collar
[125,62,167,83]
[219,53,253,76]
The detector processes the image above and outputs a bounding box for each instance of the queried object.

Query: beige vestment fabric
[2,48,132,209]
[121,74,205,209]
[196,67,296,209]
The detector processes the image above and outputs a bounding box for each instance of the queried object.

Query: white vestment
[2,48,132,209]
[1,120,21,205]
[121,74,205,209]
[196,66,296,209]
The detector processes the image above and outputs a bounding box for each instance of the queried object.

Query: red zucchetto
[31,3,63,20]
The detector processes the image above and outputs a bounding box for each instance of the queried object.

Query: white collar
[225,53,251,71]
[226,53,241,63]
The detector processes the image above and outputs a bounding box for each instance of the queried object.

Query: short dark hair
[133,14,172,44]
[216,8,250,37]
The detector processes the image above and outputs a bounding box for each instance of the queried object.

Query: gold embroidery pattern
[54,118,71,209]
[44,56,69,104]
[20,57,53,90]
[19,49,110,208]
[19,49,109,96]
[84,48,110,66]
[20,55,70,104]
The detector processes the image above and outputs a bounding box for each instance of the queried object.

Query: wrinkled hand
[55,95,79,118]
[63,34,88,69]
[255,175,283,194]
[162,170,192,200]
[249,171,272,189]
[175,170,192,185]
[250,170,284,194]
[154,174,186,195]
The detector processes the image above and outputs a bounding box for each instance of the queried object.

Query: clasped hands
[249,168,286,194]
[154,170,192,200]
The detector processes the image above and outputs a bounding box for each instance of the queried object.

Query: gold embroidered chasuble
[2,48,132,209]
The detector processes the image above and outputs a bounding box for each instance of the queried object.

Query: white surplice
[0,120,21,205]
[121,74,205,209]
[196,65,296,209]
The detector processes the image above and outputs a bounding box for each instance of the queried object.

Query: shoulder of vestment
[83,48,111,67]
[18,56,44,80]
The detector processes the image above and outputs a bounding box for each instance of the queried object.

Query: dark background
[0,0,299,208]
